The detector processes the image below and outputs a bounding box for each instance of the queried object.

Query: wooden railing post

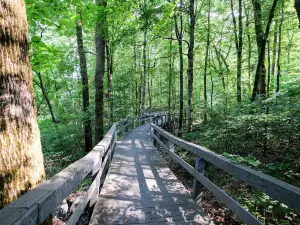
[124,119,128,133]
[132,118,134,129]
[192,157,206,199]
[120,120,124,137]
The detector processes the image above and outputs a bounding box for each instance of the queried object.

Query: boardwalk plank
[89,124,213,225]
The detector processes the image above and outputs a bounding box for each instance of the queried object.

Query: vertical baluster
[192,157,206,199]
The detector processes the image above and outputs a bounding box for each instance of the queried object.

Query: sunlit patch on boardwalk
[89,124,213,225]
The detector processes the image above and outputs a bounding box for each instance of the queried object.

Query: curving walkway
[89,124,213,225]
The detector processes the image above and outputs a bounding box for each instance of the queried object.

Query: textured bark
[230,0,243,103]
[174,0,184,131]
[35,71,57,124]
[251,0,278,101]
[187,0,195,131]
[204,0,211,123]
[106,41,113,126]
[76,15,92,152]
[94,0,106,144]
[0,0,45,208]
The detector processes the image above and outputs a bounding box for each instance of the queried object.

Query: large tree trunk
[204,0,211,123]
[0,0,46,208]
[187,0,195,131]
[106,41,113,126]
[94,0,106,144]
[230,0,243,103]
[76,14,92,152]
[251,0,278,101]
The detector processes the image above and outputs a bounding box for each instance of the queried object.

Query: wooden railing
[150,122,300,225]
[0,113,165,225]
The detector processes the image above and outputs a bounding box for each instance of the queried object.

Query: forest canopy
[0,0,300,224]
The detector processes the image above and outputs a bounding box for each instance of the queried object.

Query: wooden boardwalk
[90,124,213,225]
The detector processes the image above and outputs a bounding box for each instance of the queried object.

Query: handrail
[150,123,300,225]
[0,113,165,225]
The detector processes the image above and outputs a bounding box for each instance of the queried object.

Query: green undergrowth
[176,81,300,224]
[39,119,87,178]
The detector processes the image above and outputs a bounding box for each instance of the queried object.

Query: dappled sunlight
[89,124,213,224]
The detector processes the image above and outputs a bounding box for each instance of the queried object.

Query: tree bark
[174,0,184,131]
[204,0,211,123]
[106,41,113,126]
[276,1,283,93]
[94,0,106,144]
[168,28,173,119]
[35,71,57,124]
[76,15,92,152]
[251,0,278,101]
[267,40,271,95]
[295,0,300,27]
[230,0,243,103]
[271,22,278,88]
[244,0,252,92]
[0,0,46,208]
[141,28,147,113]
[147,49,152,110]
[187,0,195,131]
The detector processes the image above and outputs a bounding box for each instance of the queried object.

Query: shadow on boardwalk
[89,124,214,225]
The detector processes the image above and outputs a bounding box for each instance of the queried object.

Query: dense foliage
[23,0,299,224]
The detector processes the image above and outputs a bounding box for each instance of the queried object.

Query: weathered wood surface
[151,124,300,213]
[0,124,117,225]
[90,124,213,225]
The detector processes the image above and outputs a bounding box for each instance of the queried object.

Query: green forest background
[25,0,299,224]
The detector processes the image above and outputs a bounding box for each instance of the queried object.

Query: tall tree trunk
[174,0,184,131]
[251,0,278,101]
[106,41,113,125]
[94,0,106,144]
[271,21,278,91]
[134,45,140,115]
[0,0,46,208]
[35,71,57,124]
[276,1,283,93]
[168,28,173,119]
[141,29,147,113]
[244,0,252,92]
[147,49,152,110]
[187,0,195,131]
[267,40,271,95]
[295,0,300,27]
[204,0,211,123]
[230,0,243,103]
[76,14,92,152]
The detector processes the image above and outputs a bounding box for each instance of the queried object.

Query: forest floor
[162,98,300,225]
[156,144,242,225]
